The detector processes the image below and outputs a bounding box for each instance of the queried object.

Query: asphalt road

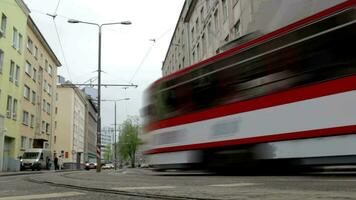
[1,169,356,200]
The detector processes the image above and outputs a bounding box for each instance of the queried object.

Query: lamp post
[102,98,130,170]
[68,19,131,172]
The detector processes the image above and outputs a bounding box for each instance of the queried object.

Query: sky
[23,0,185,128]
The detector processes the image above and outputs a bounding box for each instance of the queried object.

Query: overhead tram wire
[129,41,155,83]
[128,25,175,83]
[46,0,73,82]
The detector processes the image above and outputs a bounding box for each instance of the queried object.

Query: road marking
[113,186,176,190]
[208,183,261,187]
[0,192,85,200]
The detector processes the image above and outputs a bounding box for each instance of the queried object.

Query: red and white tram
[142,1,356,171]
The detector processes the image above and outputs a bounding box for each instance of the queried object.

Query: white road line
[112,186,176,190]
[0,192,85,200]
[208,183,261,187]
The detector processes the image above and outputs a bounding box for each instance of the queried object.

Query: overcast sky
[23,0,185,127]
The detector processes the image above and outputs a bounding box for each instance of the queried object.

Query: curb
[0,171,44,177]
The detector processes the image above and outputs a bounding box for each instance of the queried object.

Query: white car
[102,163,114,169]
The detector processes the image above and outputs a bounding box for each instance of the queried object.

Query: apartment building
[53,84,98,168]
[20,16,61,153]
[162,0,346,75]
[0,0,30,172]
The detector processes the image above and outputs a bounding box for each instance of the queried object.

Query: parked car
[102,163,114,169]
[20,149,52,171]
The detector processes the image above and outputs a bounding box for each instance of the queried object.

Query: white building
[162,0,346,75]
[101,126,113,147]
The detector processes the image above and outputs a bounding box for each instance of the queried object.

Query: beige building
[20,16,60,153]
[162,0,346,75]
[53,84,98,168]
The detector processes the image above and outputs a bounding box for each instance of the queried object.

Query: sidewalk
[0,169,82,177]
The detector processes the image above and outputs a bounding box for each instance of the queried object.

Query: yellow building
[0,0,30,172]
[21,16,61,153]
[0,0,61,172]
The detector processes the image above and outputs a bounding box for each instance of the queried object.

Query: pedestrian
[54,155,59,170]
[45,156,50,170]
[58,155,63,170]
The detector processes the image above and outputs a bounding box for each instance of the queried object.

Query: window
[18,33,23,53]
[54,136,56,144]
[24,85,30,100]
[21,136,27,149]
[41,121,45,133]
[202,33,206,57]
[55,107,58,114]
[30,115,34,128]
[233,19,241,37]
[46,123,50,133]
[22,111,29,125]
[45,59,48,71]
[27,37,33,53]
[46,102,51,114]
[1,14,7,37]
[43,80,47,91]
[191,27,195,41]
[12,27,18,49]
[6,96,12,118]
[12,99,17,120]
[48,83,52,95]
[200,7,204,25]
[42,99,46,111]
[214,10,219,30]
[15,65,20,85]
[25,61,31,75]
[48,65,53,76]
[222,0,228,22]
[34,46,38,59]
[9,60,14,82]
[54,121,57,129]
[195,18,199,33]
[33,68,37,81]
[0,49,4,73]
[31,91,36,104]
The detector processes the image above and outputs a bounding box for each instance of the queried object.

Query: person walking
[54,155,59,170]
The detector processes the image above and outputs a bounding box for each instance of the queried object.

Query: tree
[117,116,142,168]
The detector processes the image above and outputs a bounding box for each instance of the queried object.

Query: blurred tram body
[142,1,356,172]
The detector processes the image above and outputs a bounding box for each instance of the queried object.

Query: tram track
[24,176,224,200]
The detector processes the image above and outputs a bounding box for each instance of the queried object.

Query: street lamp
[68,19,131,172]
[102,98,130,170]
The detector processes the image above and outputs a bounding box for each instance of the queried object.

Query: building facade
[53,85,86,169]
[21,16,60,153]
[101,126,113,148]
[84,97,97,162]
[162,0,347,75]
[0,0,29,172]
